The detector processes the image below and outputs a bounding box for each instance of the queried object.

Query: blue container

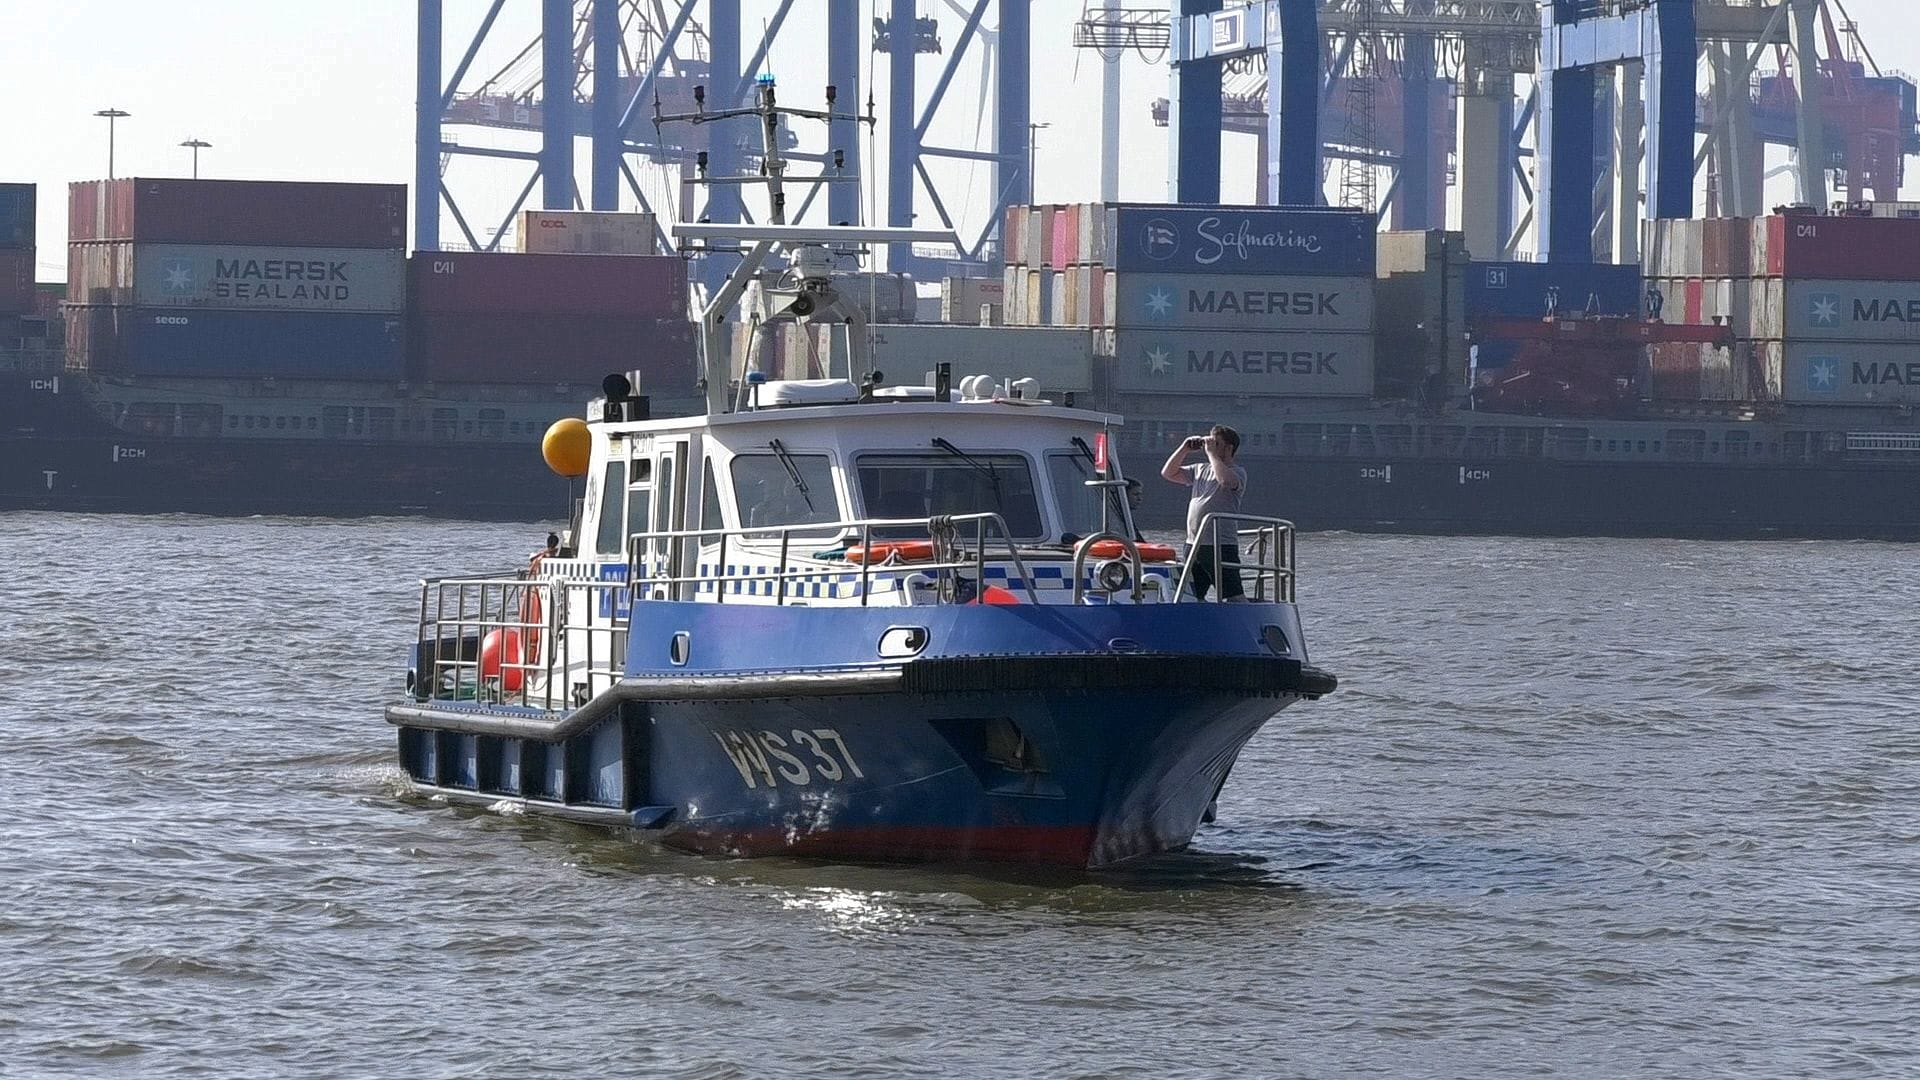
[1112,205,1375,277]
[1465,261,1643,323]
[117,307,405,379]
[0,183,34,250]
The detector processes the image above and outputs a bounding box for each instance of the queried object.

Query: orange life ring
[518,586,544,662]
[1088,539,1177,562]
[845,540,938,565]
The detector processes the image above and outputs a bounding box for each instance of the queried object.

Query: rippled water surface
[5,512,1918,1077]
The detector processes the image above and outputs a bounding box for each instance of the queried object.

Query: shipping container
[1110,328,1375,396]
[78,307,405,379]
[1003,266,1024,324]
[69,244,408,312]
[1748,278,1920,342]
[0,248,32,314]
[1868,201,1920,219]
[1764,340,1920,404]
[868,324,1096,393]
[1375,229,1467,275]
[408,251,687,317]
[1761,214,1920,281]
[69,178,407,248]
[941,277,1005,323]
[412,313,695,388]
[1051,206,1079,268]
[0,183,34,249]
[1110,205,1376,277]
[1002,206,1025,266]
[517,209,658,255]
[1464,260,1643,323]
[1112,272,1375,332]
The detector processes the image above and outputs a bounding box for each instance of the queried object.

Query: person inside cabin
[1125,477,1146,541]
[1161,424,1246,601]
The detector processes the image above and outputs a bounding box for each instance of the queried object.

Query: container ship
[3,178,700,519]
[5,178,1919,536]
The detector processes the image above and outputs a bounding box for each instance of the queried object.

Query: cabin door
[648,437,691,599]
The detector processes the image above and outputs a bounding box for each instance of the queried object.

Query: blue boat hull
[393,601,1333,867]
[643,688,1287,866]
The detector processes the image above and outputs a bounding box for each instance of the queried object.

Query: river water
[4,512,1916,1077]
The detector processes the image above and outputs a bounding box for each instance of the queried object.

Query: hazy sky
[7,0,1920,281]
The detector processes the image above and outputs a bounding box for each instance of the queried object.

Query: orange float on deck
[1087,540,1178,562]
[844,540,938,565]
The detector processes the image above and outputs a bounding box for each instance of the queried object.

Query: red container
[68,178,406,248]
[1683,279,1704,324]
[0,248,32,314]
[1051,206,1079,269]
[1765,214,1920,281]
[408,252,688,317]
[412,313,697,389]
[1003,205,1025,266]
[1648,342,1703,400]
[1702,220,1728,277]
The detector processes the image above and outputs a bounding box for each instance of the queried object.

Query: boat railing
[410,571,630,711]
[623,512,1044,606]
[1169,514,1298,603]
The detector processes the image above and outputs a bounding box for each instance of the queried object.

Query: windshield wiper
[767,438,817,512]
[931,437,1001,496]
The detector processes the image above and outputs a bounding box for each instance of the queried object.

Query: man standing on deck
[1161,425,1246,601]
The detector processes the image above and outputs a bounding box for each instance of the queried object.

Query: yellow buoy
[541,417,592,477]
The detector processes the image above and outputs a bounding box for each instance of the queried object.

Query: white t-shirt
[1183,461,1247,542]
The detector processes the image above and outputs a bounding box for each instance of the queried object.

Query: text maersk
[212,258,351,301]
[1190,289,1343,316]
[1187,348,1340,375]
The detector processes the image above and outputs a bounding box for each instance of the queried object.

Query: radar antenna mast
[655,76,958,414]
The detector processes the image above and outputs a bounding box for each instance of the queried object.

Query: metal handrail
[621,512,1043,607]
[1168,513,1297,603]
[413,573,630,712]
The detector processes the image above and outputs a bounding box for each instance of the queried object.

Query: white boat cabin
[560,377,1165,606]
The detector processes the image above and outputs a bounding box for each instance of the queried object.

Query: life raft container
[1087,539,1178,562]
[845,540,938,565]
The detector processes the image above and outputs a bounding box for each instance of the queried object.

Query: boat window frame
[851,447,1049,543]
[729,449,845,538]
[1045,449,1130,543]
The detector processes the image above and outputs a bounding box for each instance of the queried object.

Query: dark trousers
[1188,541,1243,601]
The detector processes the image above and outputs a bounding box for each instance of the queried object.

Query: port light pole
[179,138,211,179]
[94,108,131,179]
[1028,122,1051,201]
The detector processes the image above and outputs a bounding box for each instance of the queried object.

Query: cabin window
[595,459,627,557]
[432,409,458,440]
[855,452,1044,541]
[1047,451,1128,542]
[625,457,654,547]
[701,465,725,531]
[731,452,840,531]
[478,409,505,439]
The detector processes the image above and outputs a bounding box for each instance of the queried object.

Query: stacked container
[407,251,693,390]
[516,210,658,255]
[940,276,1005,324]
[1374,230,1471,400]
[1645,213,1920,405]
[0,183,35,315]
[1461,258,1645,377]
[66,178,407,378]
[1001,203,1113,328]
[1063,204,1377,399]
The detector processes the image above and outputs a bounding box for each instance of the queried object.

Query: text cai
[1193,216,1326,265]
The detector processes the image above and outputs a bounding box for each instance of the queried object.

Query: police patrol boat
[384,75,1337,867]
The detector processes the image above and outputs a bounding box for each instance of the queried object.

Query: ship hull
[0,432,572,519]
[1219,453,1920,539]
[396,688,1299,869]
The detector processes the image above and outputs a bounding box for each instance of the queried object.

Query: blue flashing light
[756,73,777,87]
[746,371,768,384]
